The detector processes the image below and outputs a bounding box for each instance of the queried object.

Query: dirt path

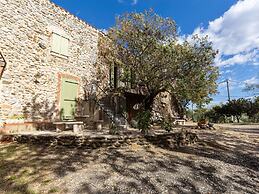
[0,126,258,194]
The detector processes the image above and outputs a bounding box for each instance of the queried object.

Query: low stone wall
[0,131,198,149]
[146,131,198,148]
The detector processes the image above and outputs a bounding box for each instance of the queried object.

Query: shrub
[136,110,152,134]
[109,122,120,135]
[160,118,173,132]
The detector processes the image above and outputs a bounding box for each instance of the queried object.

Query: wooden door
[60,78,79,120]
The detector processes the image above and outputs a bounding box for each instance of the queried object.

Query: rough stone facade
[0,0,109,129]
[153,92,177,121]
[0,0,179,133]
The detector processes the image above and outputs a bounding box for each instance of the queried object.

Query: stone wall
[0,0,108,126]
[0,131,198,149]
[153,92,178,121]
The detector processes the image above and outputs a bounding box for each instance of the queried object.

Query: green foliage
[194,104,208,121]
[205,97,259,123]
[101,9,219,111]
[9,114,25,120]
[246,96,259,122]
[159,118,173,132]
[109,122,120,135]
[136,110,152,134]
[48,187,59,193]
[205,105,226,123]
[224,98,248,122]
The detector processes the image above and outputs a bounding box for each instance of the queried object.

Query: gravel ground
[0,126,258,194]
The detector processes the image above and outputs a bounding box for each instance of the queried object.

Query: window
[51,33,69,56]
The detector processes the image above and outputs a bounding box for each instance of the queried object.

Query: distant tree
[101,10,219,114]
[204,97,259,123]
[222,98,249,123]
[194,104,208,121]
[205,105,226,123]
[246,96,259,122]
[228,99,246,122]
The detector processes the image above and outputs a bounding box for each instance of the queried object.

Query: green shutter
[60,78,79,120]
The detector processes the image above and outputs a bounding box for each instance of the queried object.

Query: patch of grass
[0,144,18,159]
[8,175,17,181]
[27,189,38,194]
[20,169,30,176]
[48,187,59,193]
[3,179,38,194]
[42,179,52,185]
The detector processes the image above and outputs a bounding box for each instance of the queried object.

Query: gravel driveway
[0,126,258,194]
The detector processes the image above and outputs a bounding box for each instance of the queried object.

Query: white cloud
[224,70,233,74]
[117,0,138,5]
[192,0,259,67]
[216,50,259,66]
[244,76,259,85]
[132,0,138,5]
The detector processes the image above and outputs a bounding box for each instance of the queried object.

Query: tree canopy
[101,10,219,113]
[203,97,259,123]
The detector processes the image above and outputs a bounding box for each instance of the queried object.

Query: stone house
[0,0,177,132]
[0,0,111,132]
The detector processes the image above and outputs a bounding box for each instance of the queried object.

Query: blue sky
[52,0,259,106]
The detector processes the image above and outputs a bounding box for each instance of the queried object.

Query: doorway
[60,78,79,120]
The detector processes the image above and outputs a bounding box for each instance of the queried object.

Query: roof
[49,0,107,37]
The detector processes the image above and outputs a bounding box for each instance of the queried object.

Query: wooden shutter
[60,78,79,120]
[52,33,69,56]
[52,33,60,53]
[60,37,69,56]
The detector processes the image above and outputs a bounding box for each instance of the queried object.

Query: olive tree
[101,10,219,114]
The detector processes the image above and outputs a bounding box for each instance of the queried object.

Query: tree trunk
[236,115,240,123]
[143,89,167,112]
[144,93,156,111]
[171,95,184,118]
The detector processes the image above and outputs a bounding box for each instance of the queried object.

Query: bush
[159,118,173,132]
[130,119,138,128]
[109,122,120,135]
[136,110,152,134]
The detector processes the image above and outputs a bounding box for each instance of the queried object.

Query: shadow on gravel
[0,129,258,194]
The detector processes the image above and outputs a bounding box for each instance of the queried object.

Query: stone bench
[53,121,84,133]
[173,119,186,125]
